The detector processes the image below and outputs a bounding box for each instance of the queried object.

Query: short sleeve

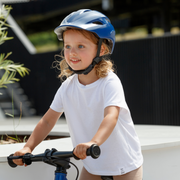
[50,86,64,113]
[104,77,127,109]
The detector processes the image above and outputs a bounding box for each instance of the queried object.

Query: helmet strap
[68,39,106,75]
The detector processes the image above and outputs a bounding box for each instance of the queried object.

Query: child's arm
[13,108,62,166]
[73,106,120,159]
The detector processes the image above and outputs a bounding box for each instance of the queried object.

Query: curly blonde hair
[55,28,114,81]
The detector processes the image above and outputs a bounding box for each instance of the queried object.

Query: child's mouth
[71,58,81,64]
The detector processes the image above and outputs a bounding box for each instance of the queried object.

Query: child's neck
[78,69,99,86]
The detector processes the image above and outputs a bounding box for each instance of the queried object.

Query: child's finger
[76,145,87,159]
[13,159,24,166]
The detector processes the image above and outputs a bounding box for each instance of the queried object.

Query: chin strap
[68,39,108,75]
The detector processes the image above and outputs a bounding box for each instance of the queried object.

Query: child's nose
[70,47,77,55]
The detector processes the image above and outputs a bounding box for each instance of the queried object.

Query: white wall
[1,126,180,180]
[1,143,180,180]
[0,158,83,180]
[142,144,180,180]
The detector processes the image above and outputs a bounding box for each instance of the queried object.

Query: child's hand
[13,147,32,166]
[73,141,95,160]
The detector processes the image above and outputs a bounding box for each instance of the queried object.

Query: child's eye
[78,45,84,49]
[65,45,71,49]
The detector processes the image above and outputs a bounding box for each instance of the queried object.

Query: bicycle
[7,144,100,180]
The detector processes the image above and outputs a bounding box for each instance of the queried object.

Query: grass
[27,31,63,53]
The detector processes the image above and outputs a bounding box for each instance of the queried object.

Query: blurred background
[0,0,180,125]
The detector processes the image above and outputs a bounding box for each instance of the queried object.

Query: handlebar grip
[7,154,17,168]
[73,144,101,160]
[7,153,32,168]
[86,144,101,159]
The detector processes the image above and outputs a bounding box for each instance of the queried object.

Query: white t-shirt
[50,71,143,176]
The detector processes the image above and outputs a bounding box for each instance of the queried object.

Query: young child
[13,9,143,180]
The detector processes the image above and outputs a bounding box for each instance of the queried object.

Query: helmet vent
[92,21,103,25]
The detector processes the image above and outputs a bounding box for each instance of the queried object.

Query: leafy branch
[0,52,29,88]
[0,5,13,45]
[0,5,29,89]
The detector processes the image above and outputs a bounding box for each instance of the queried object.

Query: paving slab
[135,125,180,150]
[0,117,69,136]
[1,117,180,149]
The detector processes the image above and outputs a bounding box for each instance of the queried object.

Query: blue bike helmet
[54,9,115,75]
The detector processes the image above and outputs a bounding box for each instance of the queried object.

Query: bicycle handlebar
[7,144,101,168]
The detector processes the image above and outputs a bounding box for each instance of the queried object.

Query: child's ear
[100,44,106,56]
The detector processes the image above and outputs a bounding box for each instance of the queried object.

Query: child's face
[63,29,97,71]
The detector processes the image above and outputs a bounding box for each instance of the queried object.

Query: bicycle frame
[55,172,67,180]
